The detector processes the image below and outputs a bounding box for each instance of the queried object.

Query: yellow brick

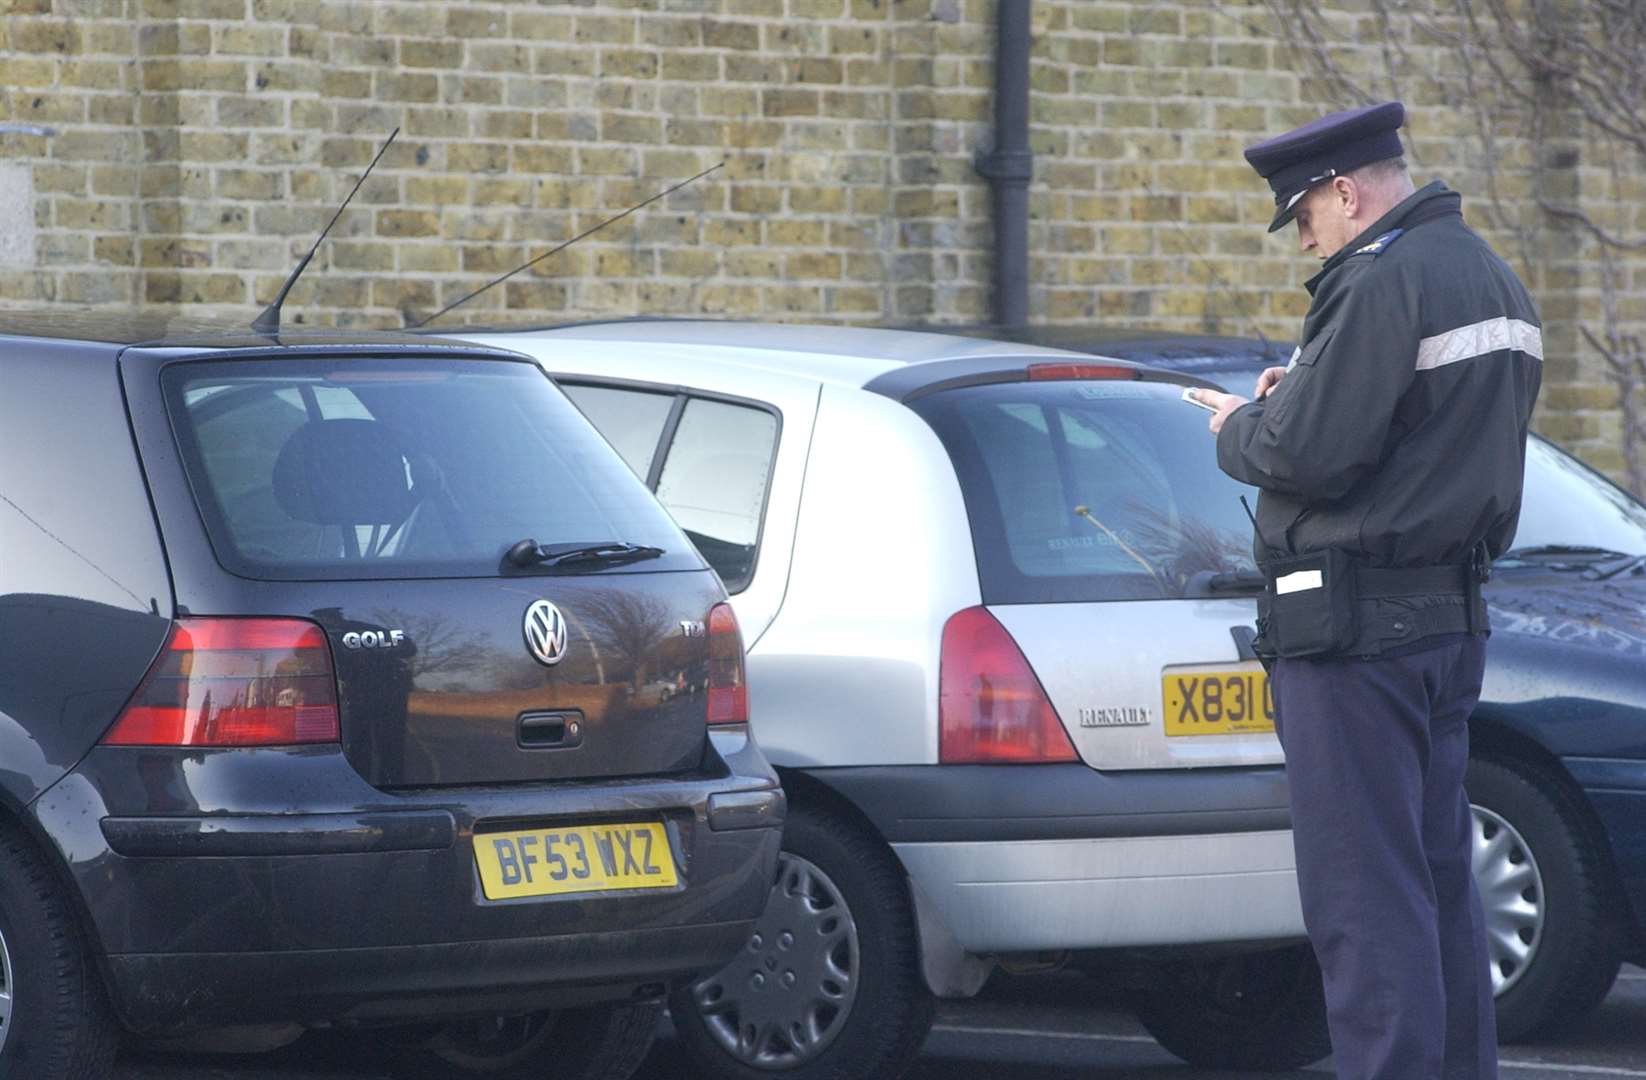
[377,210,441,238]
[661,249,719,277]
[13,19,81,53]
[376,73,439,103]
[94,236,135,266]
[402,40,464,69]
[663,53,719,81]
[474,178,533,207]
[704,219,762,246]
[786,252,843,279]
[575,15,635,44]
[704,19,759,50]
[449,143,511,174]
[602,49,660,79]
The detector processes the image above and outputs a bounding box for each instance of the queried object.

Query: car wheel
[0,821,117,1080]
[1468,755,1625,1042]
[1131,944,1332,1071]
[669,802,934,1080]
[386,1002,662,1080]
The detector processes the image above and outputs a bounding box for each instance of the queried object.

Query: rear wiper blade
[505,539,665,571]
[1184,569,1266,597]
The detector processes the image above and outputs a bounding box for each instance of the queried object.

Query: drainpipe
[973,0,1033,328]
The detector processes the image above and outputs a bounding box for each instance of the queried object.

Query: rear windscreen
[162,358,702,581]
[911,381,1260,604]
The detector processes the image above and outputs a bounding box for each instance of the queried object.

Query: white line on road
[932,1025,1646,1077]
[933,1024,1156,1045]
[1499,1066,1646,1078]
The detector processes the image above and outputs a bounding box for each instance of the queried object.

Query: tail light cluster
[102,618,341,747]
[939,606,1078,764]
[706,602,749,726]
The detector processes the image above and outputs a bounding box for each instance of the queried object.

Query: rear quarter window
[911,380,1259,603]
[163,357,702,581]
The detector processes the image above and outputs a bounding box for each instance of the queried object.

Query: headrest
[272,419,418,526]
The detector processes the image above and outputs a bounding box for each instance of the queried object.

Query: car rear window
[162,357,701,581]
[911,380,1259,604]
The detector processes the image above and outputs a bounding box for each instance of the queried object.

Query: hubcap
[1471,804,1545,996]
[688,852,860,1068]
[0,926,11,1056]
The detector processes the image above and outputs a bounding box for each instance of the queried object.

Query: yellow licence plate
[1163,668,1276,736]
[474,822,678,900]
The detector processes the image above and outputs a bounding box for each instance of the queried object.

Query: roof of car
[915,324,1294,370]
[0,309,515,354]
[457,318,1102,388]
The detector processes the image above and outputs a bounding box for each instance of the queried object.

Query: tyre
[0,820,117,1080]
[1468,755,1625,1042]
[384,1002,662,1080]
[1131,944,1332,1071]
[669,802,934,1080]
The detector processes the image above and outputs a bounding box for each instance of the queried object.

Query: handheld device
[1180,386,1219,413]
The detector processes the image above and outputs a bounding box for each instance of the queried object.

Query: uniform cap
[1244,101,1406,232]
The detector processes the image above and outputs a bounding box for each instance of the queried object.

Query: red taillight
[939,606,1078,764]
[1026,362,1139,381]
[102,618,341,747]
[706,603,748,726]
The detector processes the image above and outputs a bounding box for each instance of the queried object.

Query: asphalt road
[116,966,1646,1079]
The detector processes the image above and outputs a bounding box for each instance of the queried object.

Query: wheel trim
[688,852,861,1069]
[1471,804,1546,997]
[0,925,11,1056]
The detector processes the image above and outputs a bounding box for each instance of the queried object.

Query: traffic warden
[1189,102,1543,1080]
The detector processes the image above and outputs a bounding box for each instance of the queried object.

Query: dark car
[937,323,1646,1042]
[0,313,783,1080]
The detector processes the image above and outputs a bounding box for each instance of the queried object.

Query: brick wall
[1,0,1640,482]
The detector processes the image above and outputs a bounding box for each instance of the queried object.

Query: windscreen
[1514,435,1646,554]
[912,380,1259,604]
[162,357,701,581]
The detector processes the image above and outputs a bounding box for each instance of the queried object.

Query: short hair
[1349,157,1409,184]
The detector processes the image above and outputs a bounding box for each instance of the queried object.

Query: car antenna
[251,127,399,337]
[407,161,723,329]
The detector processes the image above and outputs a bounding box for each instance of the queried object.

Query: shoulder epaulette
[1352,228,1404,257]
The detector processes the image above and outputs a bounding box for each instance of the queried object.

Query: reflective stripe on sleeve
[1415,317,1543,371]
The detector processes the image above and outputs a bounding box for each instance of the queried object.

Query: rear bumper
[103,922,751,1031]
[895,831,1303,952]
[31,728,782,1034]
[803,763,1303,951]
[802,762,1291,843]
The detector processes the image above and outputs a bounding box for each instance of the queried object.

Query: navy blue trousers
[1274,634,1497,1080]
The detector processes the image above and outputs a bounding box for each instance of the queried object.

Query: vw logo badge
[523,600,568,666]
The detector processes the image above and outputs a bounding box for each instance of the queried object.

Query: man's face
[1293,182,1357,260]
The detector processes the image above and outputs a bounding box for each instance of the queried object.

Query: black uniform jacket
[1218,182,1543,571]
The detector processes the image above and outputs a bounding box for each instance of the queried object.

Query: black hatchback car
[0,314,783,1080]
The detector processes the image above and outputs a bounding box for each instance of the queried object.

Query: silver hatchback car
[460,322,1321,1078]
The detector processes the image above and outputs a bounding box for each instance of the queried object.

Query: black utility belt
[1254,550,1485,659]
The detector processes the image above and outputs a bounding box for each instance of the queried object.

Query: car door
[556,377,814,648]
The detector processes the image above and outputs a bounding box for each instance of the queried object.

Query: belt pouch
[1258,548,1357,658]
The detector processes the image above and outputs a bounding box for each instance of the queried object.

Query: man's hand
[1186,389,1249,434]
[1254,365,1287,399]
